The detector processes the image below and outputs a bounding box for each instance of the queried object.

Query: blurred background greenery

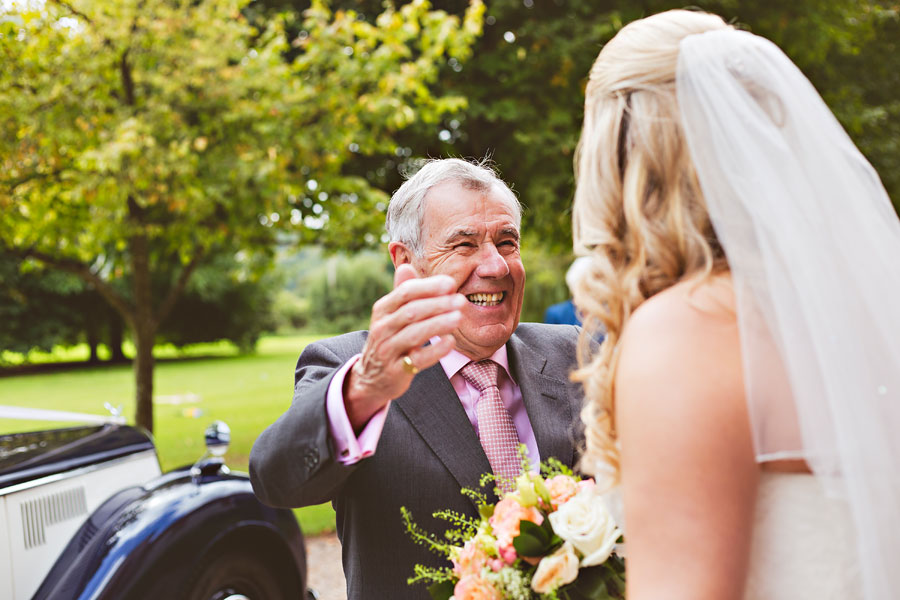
[0,334,337,534]
[2,0,898,535]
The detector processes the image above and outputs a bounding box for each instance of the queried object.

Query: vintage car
[0,407,312,600]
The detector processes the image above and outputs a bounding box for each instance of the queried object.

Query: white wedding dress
[602,470,862,599]
[743,472,861,599]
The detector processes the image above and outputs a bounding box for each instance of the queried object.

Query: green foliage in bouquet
[401,452,625,599]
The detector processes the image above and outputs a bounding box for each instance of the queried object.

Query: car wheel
[185,546,301,600]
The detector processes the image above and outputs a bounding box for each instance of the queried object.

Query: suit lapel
[393,331,577,509]
[394,365,493,506]
[507,333,576,469]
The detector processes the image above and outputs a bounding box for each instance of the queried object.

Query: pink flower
[453,540,489,577]
[499,544,518,565]
[577,478,596,493]
[545,475,579,510]
[453,574,501,600]
[490,496,544,562]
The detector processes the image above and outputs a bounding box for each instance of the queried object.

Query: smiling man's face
[408,180,525,360]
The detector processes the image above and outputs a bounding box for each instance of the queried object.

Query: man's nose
[475,244,510,279]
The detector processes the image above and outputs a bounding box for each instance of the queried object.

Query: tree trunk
[108,317,126,363]
[86,325,100,364]
[130,218,157,433]
[133,321,156,433]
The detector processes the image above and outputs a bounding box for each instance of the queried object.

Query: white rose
[548,487,621,567]
[531,541,580,594]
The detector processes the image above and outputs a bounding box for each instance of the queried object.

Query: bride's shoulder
[617,272,741,393]
[624,272,735,339]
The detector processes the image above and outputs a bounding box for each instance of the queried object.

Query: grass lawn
[0,334,337,535]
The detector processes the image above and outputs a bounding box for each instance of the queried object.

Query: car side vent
[21,486,88,549]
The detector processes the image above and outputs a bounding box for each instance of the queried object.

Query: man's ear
[389,242,414,268]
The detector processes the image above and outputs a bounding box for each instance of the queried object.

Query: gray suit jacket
[249,323,584,599]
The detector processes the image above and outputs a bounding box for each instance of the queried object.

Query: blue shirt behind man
[544,299,582,326]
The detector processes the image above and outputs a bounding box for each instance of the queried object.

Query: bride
[571,9,900,600]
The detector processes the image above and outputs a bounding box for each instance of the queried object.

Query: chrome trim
[0,405,125,424]
[0,450,160,497]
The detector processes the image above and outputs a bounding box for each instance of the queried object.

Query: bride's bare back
[614,274,808,600]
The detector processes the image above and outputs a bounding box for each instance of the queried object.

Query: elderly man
[250,158,583,598]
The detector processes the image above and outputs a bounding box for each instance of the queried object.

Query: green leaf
[428,580,455,600]
[513,519,553,557]
[558,563,626,600]
[558,565,611,600]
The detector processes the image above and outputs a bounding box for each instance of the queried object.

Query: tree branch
[9,82,39,95]
[4,169,65,194]
[119,49,136,106]
[49,0,93,25]
[7,245,135,325]
[48,0,115,50]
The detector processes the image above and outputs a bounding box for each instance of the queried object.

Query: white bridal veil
[677,29,900,599]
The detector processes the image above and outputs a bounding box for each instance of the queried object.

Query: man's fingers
[380,293,465,332]
[406,335,456,372]
[393,263,419,289]
[381,310,461,361]
[374,273,458,318]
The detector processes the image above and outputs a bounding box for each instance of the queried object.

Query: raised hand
[343,263,465,430]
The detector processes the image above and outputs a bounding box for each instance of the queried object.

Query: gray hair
[385,158,522,256]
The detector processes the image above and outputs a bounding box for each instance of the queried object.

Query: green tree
[0,254,84,358]
[0,251,128,363]
[0,0,483,431]
[282,1,898,252]
[306,251,393,332]
[157,249,280,351]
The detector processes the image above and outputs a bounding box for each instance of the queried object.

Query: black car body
[0,416,307,600]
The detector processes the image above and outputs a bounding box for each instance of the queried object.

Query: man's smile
[465,291,506,307]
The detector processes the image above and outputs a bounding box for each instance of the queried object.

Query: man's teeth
[466,292,504,306]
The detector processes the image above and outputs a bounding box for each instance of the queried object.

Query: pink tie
[460,360,522,493]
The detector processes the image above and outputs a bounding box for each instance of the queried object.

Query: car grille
[21,486,87,549]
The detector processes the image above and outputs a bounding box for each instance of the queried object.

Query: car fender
[32,467,306,600]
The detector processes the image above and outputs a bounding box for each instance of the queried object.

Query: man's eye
[455,242,476,249]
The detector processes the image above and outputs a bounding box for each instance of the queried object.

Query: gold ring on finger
[402,355,419,375]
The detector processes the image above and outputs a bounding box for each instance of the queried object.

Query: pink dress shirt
[326,344,540,470]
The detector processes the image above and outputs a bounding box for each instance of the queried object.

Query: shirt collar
[435,339,515,384]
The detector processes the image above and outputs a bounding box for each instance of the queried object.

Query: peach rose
[453,540,489,578]
[545,474,579,510]
[453,574,501,600]
[531,541,580,594]
[489,496,544,561]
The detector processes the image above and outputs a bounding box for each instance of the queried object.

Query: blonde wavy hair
[572,10,732,482]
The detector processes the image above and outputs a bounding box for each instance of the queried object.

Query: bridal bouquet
[402,457,625,600]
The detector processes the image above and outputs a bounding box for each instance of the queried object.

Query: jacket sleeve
[249,336,363,508]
